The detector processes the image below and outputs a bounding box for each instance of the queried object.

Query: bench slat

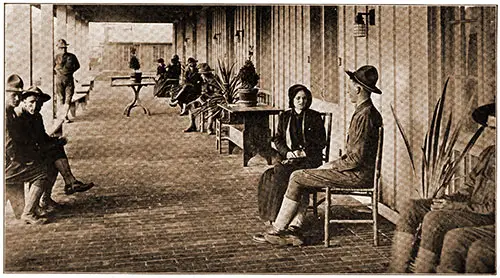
[227,124,244,149]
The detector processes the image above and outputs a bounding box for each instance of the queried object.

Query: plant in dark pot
[391,77,486,272]
[129,47,142,83]
[236,47,260,106]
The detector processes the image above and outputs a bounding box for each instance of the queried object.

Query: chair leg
[312,192,318,218]
[372,193,379,246]
[324,187,330,247]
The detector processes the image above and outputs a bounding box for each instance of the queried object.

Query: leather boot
[264,198,303,246]
[273,197,299,231]
[414,247,439,273]
[388,231,415,273]
[21,184,47,225]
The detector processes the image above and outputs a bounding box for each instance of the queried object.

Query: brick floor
[4,80,395,273]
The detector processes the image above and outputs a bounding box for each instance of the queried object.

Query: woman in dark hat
[253,84,326,243]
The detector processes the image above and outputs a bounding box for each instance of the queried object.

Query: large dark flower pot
[131,71,142,83]
[237,88,258,107]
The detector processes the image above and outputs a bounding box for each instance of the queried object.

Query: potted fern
[236,48,259,106]
[129,47,142,83]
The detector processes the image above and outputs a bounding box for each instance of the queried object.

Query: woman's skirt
[257,159,318,222]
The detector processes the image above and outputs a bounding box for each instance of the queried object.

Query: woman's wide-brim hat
[21,86,51,103]
[345,65,382,95]
[6,74,24,92]
[56,39,69,48]
[198,63,214,74]
[187,57,198,63]
[472,103,496,127]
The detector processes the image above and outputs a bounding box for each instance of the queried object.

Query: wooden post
[39,4,54,125]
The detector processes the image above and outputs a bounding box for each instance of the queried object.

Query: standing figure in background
[52,38,80,132]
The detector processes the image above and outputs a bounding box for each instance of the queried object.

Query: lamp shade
[354,23,366,37]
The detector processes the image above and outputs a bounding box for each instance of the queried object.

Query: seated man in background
[388,103,496,273]
[5,74,48,222]
[183,63,220,134]
[170,57,202,116]
[261,65,383,246]
[437,225,495,273]
[26,86,94,213]
[6,83,50,224]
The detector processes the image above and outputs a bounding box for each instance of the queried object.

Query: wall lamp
[354,9,375,37]
[235,30,244,43]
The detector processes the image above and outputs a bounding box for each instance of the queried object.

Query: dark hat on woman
[288,84,312,109]
[472,103,496,127]
[187,57,198,64]
[345,65,382,95]
[6,74,24,92]
[157,58,165,64]
[197,63,213,74]
[56,39,69,48]
[21,86,51,102]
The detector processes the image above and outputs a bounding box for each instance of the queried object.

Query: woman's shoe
[252,233,268,244]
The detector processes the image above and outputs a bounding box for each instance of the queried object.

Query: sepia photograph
[3,2,497,274]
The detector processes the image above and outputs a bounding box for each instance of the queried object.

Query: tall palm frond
[391,77,485,198]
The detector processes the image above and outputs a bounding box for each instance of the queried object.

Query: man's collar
[354,98,372,113]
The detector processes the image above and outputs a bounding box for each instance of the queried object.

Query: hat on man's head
[345,65,382,95]
[21,86,51,103]
[172,54,180,61]
[6,74,24,92]
[187,57,198,64]
[56,39,69,48]
[472,103,496,127]
[197,63,213,74]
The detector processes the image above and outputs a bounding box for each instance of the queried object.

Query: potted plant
[129,47,142,83]
[391,78,486,272]
[236,48,260,106]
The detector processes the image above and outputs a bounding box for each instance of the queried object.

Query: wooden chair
[309,112,332,217]
[319,126,384,247]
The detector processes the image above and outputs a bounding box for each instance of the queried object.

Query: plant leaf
[391,104,416,174]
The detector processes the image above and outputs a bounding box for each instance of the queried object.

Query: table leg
[242,113,271,167]
[124,85,151,117]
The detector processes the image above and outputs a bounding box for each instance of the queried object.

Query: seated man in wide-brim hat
[24,86,95,213]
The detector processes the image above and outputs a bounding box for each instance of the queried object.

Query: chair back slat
[321,112,333,163]
[374,126,384,196]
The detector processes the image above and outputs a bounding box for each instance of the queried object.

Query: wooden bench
[69,79,94,118]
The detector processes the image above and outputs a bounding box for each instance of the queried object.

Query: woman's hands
[286,149,306,159]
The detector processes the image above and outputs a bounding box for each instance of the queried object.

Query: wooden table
[111,76,156,117]
[218,104,282,167]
